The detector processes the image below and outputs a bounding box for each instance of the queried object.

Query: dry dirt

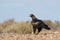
[0,30,60,40]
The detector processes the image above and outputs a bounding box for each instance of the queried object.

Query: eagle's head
[29,14,36,20]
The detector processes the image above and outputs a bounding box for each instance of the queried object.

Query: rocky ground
[0,30,60,40]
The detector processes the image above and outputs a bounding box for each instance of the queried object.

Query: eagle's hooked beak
[29,14,36,19]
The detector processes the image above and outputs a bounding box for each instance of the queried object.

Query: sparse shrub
[0,19,60,34]
[1,21,32,34]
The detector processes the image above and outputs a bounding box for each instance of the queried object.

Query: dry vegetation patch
[0,19,60,40]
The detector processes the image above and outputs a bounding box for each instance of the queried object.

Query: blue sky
[0,0,60,22]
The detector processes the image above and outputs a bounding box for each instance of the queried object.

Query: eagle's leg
[33,26,36,34]
[37,27,42,34]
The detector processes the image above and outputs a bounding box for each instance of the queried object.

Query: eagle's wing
[37,19,51,30]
